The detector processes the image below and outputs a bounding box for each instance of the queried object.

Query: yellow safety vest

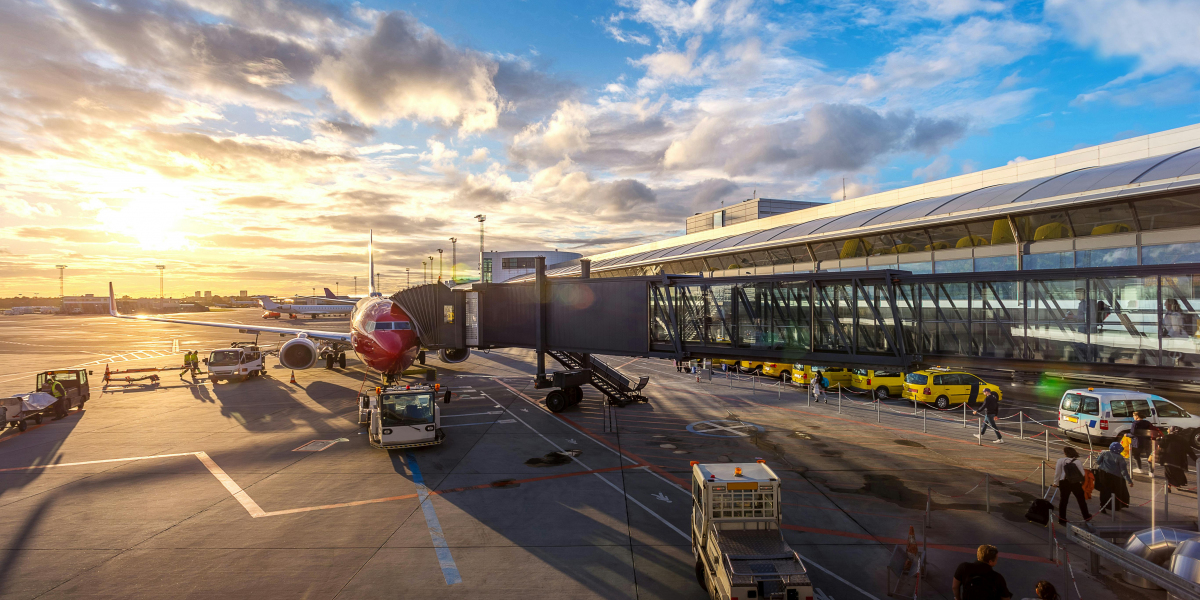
[49,380,65,398]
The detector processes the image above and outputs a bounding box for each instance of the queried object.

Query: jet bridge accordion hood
[390,284,464,350]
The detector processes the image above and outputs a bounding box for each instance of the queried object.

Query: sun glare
[96,197,188,251]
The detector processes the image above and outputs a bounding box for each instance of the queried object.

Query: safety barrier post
[985,474,990,513]
[1045,430,1050,462]
[925,486,931,529]
[807,386,811,407]
[876,398,880,423]
[963,402,967,428]
[1152,469,1157,534]
[1041,461,1045,497]
[923,408,927,433]
[1164,483,1169,523]
[977,418,982,445]
[1019,411,1024,440]
[838,386,842,414]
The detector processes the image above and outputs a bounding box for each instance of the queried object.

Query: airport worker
[952,544,1012,600]
[46,374,67,420]
[1051,446,1091,526]
[1129,411,1158,473]
[1095,441,1133,513]
[191,350,200,373]
[972,388,1003,444]
[1160,426,1196,489]
[1020,580,1059,600]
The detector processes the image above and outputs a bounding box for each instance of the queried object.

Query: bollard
[1019,411,1024,440]
[876,398,880,423]
[838,387,842,414]
[925,486,932,529]
[1152,469,1157,533]
[807,386,812,407]
[1045,430,1050,462]
[985,474,990,513]
[1164,483,1169,523]
[977,418,982,445]
[923,408,927,433]
[1041,461,1045,497]
[1048,521,1056,561]
[963,402,968,428]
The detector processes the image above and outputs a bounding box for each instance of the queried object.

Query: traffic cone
[906,525,919,556]
[103,363,110,384]
[289,370,297,385]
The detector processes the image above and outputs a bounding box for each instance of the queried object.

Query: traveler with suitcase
[1052,446,1092,526]
[1095,441,1134,512]
[952,544,1013,600]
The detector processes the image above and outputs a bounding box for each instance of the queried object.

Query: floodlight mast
[449,237,457,283]
[474,214,486,282]
[55,265,67,305]
[155,265,165,298]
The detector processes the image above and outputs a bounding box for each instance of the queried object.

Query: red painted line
[495,380,691,490]
[781,523,1054,563]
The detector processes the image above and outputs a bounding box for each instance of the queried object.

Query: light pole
[474,214,486,282]
[155,265,165,299]
[335,282,339,296]
[428,256,434,285]
[55,265,67,306]
[311,287,316,305]
[437,249,443,282]
[406,268,410,289]
[449,237,457,283]
[422,261,427,284]
[354,276,357,296]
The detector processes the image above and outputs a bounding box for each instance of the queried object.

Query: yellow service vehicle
[903,368,1001,410]
[736,361,765,374]
[849,369,906,400]
[692,461,813,600]
[760,362,793,381]
[791,365,852,388]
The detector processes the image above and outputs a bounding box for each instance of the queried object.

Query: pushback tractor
[359,383,451,449]
[692,461,813,600]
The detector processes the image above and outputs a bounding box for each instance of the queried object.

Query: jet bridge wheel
[546,390,568,413]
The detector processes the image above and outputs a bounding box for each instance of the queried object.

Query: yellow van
[849,369,906,400]
[761,362,793,381]
[902,368,1002,409]
[791,365,853,388]
[737,361,765,374]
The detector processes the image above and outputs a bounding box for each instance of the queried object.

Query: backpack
[961,569,1001,600]
[1063,460,1085,485]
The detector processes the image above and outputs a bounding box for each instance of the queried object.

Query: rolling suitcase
[1025,488,1057,526]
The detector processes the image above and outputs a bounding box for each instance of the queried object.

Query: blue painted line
[405,452,462,585]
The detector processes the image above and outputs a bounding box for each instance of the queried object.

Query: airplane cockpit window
[209,350,242,366]
[372,322,413,331]
[380,393,433,426]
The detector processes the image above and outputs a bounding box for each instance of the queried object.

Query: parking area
[0,311,1183,598]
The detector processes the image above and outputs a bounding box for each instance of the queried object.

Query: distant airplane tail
[368,230,379,297]
[324,287,336,299]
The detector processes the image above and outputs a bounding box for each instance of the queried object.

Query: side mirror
[443,390,452,404]
[87,370,93,375]
[203,358,209,364]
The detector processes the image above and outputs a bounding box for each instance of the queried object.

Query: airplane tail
[324,287,336,299]
[256,297,286,310]
[108,282,119,316]
[368,229,378,297]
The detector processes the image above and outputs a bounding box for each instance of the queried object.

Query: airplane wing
[108,283,352,343]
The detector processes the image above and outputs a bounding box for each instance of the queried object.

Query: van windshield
[905,373,928,385]
[380,393,433,426]
[209,350,241,366]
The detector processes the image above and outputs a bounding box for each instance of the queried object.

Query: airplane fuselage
[349,296,419,376]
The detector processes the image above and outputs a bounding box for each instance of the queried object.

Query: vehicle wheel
[339,353,347,369]
[325,355,335,370]
[875,386,889,401]
[935,396,950,410]
[17,419,27,432]
[565,385,583,406]
[546,390,568,413]
[33,413,42,425]
[1191,428,1200,448]
[695,558,707,590]
[435,428,445,442]
[780,371,791,383]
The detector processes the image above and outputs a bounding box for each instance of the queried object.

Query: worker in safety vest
[180,351,193,380]
[45,374,67,419]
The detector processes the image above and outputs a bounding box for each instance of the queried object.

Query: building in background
[686,198,824,235]
[61,294,109,314]
[239,290,248,298]
[481,250,582,283]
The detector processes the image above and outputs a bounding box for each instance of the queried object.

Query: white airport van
[1057,388,1200,446]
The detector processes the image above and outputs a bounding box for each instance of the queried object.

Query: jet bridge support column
[535,255,549,387]
[579,258,592,371]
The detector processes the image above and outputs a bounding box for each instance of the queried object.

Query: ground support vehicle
[2,369,90,430]
[849,369,906,400]
[360,384,450,449]
[205,343,266,383]
[760,363,792,381]
[1056,388,1200,446]
[692,461,813,600]
[903,368,1001,410]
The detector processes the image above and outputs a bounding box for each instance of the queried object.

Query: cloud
[466,147,490,163]
[662,103,967,176]
[913,154,952,182]
[138,131,356,179]
[1046,0,1200,76]
[313,11,502,132]
[313,120,376,142]
[328,190,407,209]
[194,234,318,249]
[221,196,300,210]
[14,227,136,244]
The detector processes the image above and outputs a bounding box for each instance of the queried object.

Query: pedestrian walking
[1130,411,1158,473]
[1095,441,1134,513]
[179,352,192,380]
[952,544,1013,600]
[812,373,828,403]
[1021,580,1060,600]
[972,388,1004,444]
[1052,446,1092,526]
[1160,426,1196,489]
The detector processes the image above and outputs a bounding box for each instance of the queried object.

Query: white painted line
[441,411,504,418]
[405,452,462,586]
[440,419,516,428]
[795,551,884,600]
[195,451,267,518]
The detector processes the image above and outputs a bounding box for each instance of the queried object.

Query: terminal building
[508,122,1200,379]
[482,250,581,283]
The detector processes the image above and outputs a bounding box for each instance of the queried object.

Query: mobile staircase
[544,350,650,411]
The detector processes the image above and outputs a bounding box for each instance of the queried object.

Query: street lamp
[449,237,457,283]
[354,276,357,296]
[55,265,67,306]
[474,215,486,282]
[437,249,443,282]
[422,261,427,284]
[406,267,410,288]
[428,256,434,284]
[155,265,165,299]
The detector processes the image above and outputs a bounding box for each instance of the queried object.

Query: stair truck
[692,461,814,600]
[359,383,451,449]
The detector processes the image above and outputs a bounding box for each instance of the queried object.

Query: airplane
[107,231,470,382]
[255,295,353,319]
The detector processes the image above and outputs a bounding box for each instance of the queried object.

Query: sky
[2,0,1200,298]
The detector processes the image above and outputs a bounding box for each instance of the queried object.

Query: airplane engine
[279,337,320,370]
[438,348,471,363]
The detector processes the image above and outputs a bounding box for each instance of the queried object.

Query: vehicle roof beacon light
[734,467,743,477]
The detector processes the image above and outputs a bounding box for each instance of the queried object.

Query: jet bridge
[395,259,1200,411]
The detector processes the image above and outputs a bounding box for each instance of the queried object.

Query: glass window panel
[1136,193,1200,231]
[1161,275,1200,367]
[1143,243,1200,266]
[1024,252,1074,270]
[787,245,813,262]
[765,247,795,265]
[1155,401,1187,418]
[975,256,1018,272]
[1069,203,1136,236]
[900,261,933,274]
[1029,211,1074,240]
[971,280,1021,358]
[965,220,1001,246]
[861,233,898,255]
[838,238,871,258]
[926,223,970,250]
[935,259,972,273]
[1090,277,1158,365]
[1025,279,1087,362]
[811,242,840,262]
[890,229,931,253]
[748,251,774,267]
[1075,248,1136,269]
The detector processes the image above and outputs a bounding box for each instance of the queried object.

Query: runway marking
[440,419,515,427]
[404,452,462,585]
